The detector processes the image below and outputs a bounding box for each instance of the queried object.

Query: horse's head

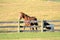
[20,12,25,20]
[19,12,30,20]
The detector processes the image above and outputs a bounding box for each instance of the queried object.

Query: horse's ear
[19,12,24,14]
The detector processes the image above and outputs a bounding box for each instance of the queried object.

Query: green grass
[0,32,60,40]
[0,32,60,39]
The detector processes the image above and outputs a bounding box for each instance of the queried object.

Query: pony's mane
[20,12,30,18]
[25,14,30,17]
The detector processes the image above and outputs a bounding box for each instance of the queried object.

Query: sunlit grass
[0,0,60,40]
[0,0,60,21]
[0,32,60,40]
[0,32,60,38]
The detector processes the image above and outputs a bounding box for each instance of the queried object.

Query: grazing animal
[43,20,51,29]
[19,12,38,30]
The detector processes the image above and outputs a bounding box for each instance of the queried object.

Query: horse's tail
[34,18,38,30]
[34,18,37,20]
[34,18,38,26]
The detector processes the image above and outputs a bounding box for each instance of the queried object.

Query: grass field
[0,0,60,21]
[0,0,60,40]
[0,32,60,40]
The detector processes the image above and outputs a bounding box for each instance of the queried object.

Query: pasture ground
[0,32,60,40]
[0,0,60,40]
[0,0,60,21]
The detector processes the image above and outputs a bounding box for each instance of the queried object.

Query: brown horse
[19,12,38,30]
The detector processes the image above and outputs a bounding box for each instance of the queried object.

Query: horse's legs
[34,22,38,30]
[30,27,31,30]
[36,27,37,30]
[32,27,34,30]
[24,26,25,30]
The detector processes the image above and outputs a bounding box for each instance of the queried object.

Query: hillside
[0,0,60,21]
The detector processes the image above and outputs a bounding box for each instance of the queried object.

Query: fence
[0,20,60,32]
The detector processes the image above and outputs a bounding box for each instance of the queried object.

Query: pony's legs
[32,27,34,30]
[30,27,31,30]
[35,27,37,30]
[24,27,25,30]
[34,22,38,30]
[30,26,34,30]
[31,26,34,30]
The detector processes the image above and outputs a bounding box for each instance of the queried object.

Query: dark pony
[19,12,38,30]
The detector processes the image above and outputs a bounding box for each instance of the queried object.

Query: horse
[19,12,38,30]
[43,20,51,29]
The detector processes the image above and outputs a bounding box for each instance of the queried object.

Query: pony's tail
[34,18,37,20]
[34,18,38,26]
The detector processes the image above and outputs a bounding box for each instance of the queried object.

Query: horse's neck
[24,16,30,20]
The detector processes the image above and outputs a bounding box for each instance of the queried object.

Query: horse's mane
[20,12,37,18]
[20,12,30,18]
[25,14,30,17]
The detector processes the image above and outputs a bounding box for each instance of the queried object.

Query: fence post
[18,18,20,33]
[41,20,44,32]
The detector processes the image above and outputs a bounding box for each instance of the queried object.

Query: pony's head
[19,12,30,20]
[19,12,25,20]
